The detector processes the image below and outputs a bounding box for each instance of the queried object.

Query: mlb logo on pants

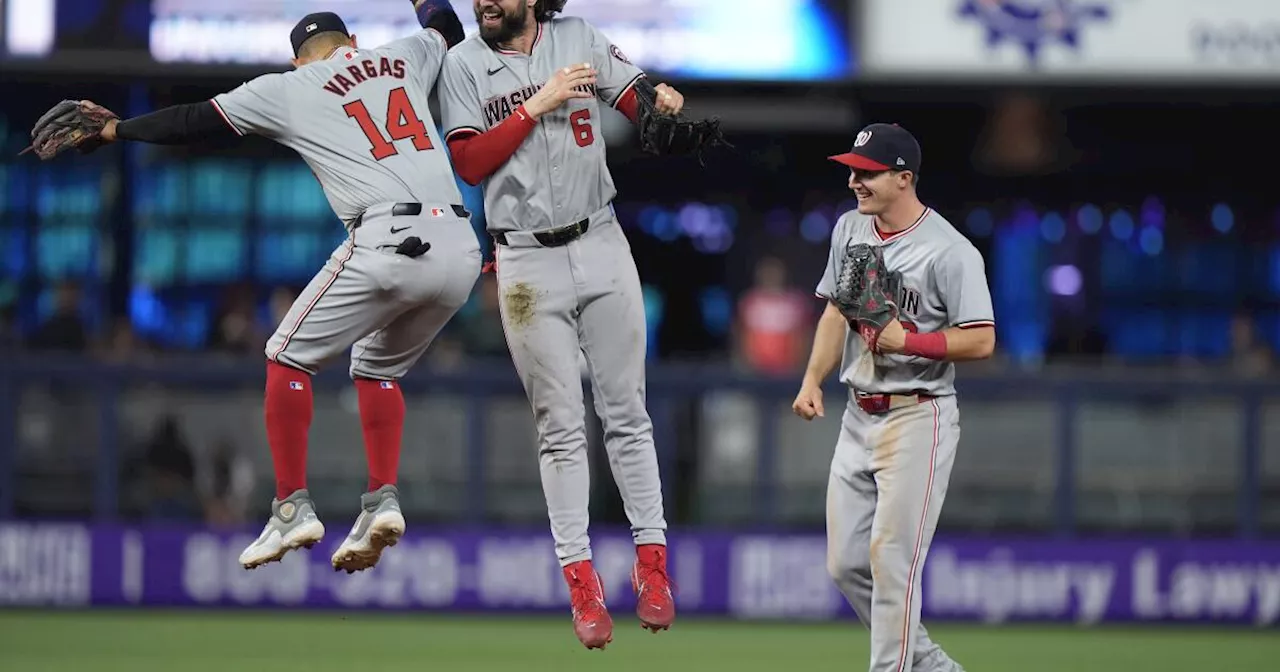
[380,381,394,389]
[430,207,445,217]
[289,381,304,390]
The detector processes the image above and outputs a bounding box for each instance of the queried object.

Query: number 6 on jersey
[344,86,434,160]
[570,109,593,147]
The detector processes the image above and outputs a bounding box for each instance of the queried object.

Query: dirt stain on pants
[504,282,539,330]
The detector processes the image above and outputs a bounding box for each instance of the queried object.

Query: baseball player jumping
[792,124,994,672]
[24,4,479,574]
[437,0,724,649]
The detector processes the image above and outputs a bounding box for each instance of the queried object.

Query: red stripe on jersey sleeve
[615,88,640,124]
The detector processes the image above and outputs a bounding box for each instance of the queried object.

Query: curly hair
[533,0,566,22]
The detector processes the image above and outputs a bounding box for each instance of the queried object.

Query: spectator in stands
[140,413,201,521]
[196,436,257,527]
[29,280,88,352]
[207,282,262,354]
[733,256,811,375]
[1229,312,1272,376]
[99,317,147,362]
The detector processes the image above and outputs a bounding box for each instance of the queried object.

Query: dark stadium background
[2,1,1280,670]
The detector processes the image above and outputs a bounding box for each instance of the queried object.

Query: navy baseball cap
[291,12,349,57]
[829,123,922,174]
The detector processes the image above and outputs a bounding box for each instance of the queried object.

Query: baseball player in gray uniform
[37,5,478,574]
[793,124,994,672]
[437,0,685,650]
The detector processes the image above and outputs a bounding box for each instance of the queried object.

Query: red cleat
[632,544,675,632]
[563,560,613,650]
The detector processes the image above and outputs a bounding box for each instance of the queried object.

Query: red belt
[854,391,935,414]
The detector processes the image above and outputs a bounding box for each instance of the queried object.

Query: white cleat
[239,489,325,570]
[331,484,405,574]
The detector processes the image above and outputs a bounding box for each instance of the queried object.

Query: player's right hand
[792,385,824,421]
[525,63,597,119]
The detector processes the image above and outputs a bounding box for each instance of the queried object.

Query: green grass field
[1,611,1276,671]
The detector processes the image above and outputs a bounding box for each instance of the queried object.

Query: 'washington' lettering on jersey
[439,17,645,233]
[816,208,995,396]
[484,83,598,126]
[210,30,462,226]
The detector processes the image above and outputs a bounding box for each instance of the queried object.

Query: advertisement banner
[860,0,1280,80]
[144,0,852,80]
[3,523,1280,624]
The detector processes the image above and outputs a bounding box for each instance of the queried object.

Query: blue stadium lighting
[1045,264,1082,296]
[1138,227,1163,256]
[965,208,994,237]
[1077,204,1103,234]
[799,210,831,243]
[1108,209,1134,240]
[1040,212,1066,243]
[650,209,680,243]
[1211,203,1234,233]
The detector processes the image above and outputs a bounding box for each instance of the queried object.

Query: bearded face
[475,0,531,47]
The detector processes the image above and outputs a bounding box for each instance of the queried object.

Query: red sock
[355,378,406,491]
[264,360,312,499]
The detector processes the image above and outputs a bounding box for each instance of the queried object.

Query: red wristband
[902,331,947,360]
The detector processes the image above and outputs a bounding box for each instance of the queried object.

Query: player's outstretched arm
[102,101,238,145]
[20,98,234,160]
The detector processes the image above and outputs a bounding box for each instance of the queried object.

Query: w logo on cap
[854,130,873,147]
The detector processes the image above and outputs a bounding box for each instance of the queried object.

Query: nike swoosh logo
[390,225,411,234]
[487,66,504,76]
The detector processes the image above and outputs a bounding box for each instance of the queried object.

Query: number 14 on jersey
[344,87,434,160]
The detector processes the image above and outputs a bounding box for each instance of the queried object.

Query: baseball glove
[633,78,730,164]
[832,243,900,351]
[20,100,119,161]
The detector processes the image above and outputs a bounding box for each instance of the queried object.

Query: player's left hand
[871,319,907,354]
[653,83,684,115]
[22,99,120,161]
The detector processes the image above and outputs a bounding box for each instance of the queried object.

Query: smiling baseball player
[24,3,478,574]
[792,123,994,672]
[436,0,724,650]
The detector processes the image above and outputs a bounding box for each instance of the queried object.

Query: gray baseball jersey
[434,17,667,570]
[214,30,481,378]
[438,17,645,232]
[816,207,995,396]
[815,206,992,672]
[213,30,463,225]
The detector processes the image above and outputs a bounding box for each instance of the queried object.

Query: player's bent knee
[349,362,409,381]
[827,554,870,590]
[266,353,319,376]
